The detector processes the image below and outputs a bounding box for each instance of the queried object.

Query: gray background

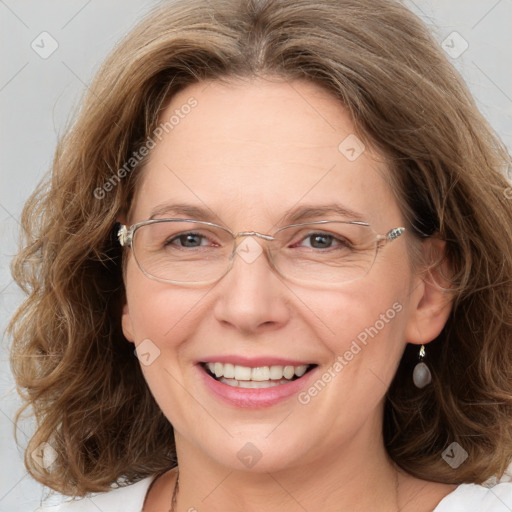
[1,1,511,510]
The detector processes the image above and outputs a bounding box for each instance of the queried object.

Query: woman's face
[122,78,447,473]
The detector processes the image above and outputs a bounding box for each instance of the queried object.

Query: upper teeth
[205,362,309,381]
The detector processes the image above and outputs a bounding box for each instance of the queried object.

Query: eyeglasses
[117,219,405,287]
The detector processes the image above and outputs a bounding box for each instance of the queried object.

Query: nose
[212,237,291,334]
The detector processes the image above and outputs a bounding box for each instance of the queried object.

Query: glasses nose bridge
[235,231,275,242]
[231,231,276,256]
[228,231,277,267]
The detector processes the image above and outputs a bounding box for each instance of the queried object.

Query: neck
[172,428,400,512]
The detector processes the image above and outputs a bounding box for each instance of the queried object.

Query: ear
[117,212,128,225]
[405,238,453,345]
[121,300,136,343]
[118,212,135,343]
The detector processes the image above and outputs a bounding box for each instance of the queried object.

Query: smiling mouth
[202,362,317,389]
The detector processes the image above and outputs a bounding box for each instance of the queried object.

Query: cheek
[300,275,411,394]
[122,260,208,421]
[123,257,205,344]
[306,280,408,348]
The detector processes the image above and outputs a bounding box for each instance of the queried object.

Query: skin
[121,77,455,511]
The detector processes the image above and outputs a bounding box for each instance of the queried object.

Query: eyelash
[166,232,214,248]
[293,232,351,250]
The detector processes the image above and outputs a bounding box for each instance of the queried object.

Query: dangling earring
[413,344,432,389]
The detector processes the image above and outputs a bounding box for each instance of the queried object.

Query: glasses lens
[132,220,233,283]
[271,222,378,285]
[131,220,381,286]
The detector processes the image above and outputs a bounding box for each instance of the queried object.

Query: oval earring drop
[413,344,432,389]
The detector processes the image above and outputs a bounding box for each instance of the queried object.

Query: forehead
[130,78,402,231]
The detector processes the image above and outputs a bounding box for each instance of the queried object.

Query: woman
[9,0,512,511]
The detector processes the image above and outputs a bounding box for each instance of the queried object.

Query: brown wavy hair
[9,0,512,497]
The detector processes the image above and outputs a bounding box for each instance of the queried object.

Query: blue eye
[168,232,207,248]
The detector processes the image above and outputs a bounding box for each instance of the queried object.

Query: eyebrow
[148,202,365,225]
[281,204,365,224]
[149,203,219,222]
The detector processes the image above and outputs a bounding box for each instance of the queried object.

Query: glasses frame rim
[117,218,405,287]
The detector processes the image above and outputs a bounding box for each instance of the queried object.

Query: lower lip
[197,364,318,408]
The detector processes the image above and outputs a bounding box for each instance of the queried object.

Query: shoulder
[435,481,512,511]
[34,476,155,512]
